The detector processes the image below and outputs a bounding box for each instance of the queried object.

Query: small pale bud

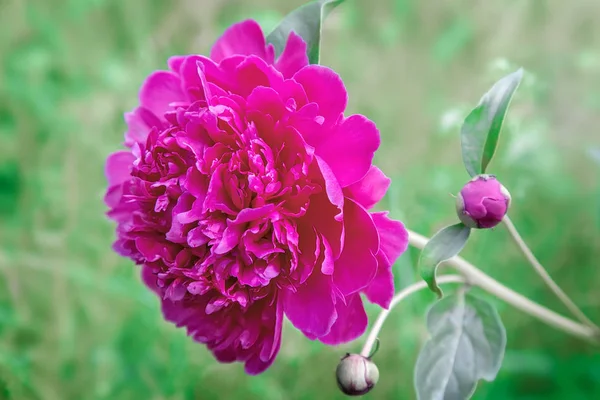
[456,174,511,229]
[336,354,379,396]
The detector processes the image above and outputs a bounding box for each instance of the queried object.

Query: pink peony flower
[105,20,408,374]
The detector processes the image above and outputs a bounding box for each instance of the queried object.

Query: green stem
[502,216,598,331]
[360,229,598,358]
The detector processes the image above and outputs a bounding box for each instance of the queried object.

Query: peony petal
[293,65,347,126]
[274,31,309,79]
[203,164,238,215]
[139,71,185,119]
[210,20,269,63]
[303,190,343,259]
[124,107,163,147]
[372,211,408,263]
[363,252,395,309]
[316,114,380,187]
[105,151,135,186]
[283,271,337,337]
[333,198,379,296]
[233,204,276,224]
[320,234,335,275]
[319,293,368,345]
[141,265,161,295]
[245,295,284,374]
[233,56,282,98]
[315,155,344,218]
[344,166,391,210]
[168,55,187,73]
[246,86,286,122]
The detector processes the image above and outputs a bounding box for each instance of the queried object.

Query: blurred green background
[2,0,600,398]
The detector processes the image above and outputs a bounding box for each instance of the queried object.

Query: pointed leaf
[461,69,523,177]
[266,0,345,64]
[414,292,507,400]
[418,223,471,297]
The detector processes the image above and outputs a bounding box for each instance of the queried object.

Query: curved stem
[360,275,465,357]
[502,216,598,330]
[361,229,598,358]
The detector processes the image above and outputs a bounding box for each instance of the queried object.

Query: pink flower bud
[456,174,511,229]
[336,354,379,396]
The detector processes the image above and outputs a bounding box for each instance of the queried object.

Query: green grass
[2,0,600,398]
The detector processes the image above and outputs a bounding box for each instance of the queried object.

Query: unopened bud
[456,174,511,229]
[336,354,379,396]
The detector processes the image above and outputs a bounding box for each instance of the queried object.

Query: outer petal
[283,271,337,338]
[139,71,185,119]
[124,107,163,147]
[344,166,391,210]
[319,294,368,345]
[274,31,309,79]
[372,212,408,262]
[333,199,379,296]
[293,65,347,127]
[210,20,269,63]
[316,115,380,188]
[245,295,284,374]
[363,252,394,309]
[105,151,135,186]
[168,55,187,73]
[363,212,408,308]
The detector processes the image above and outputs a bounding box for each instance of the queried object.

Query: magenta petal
[234,204,275,224]
[203,164,238,215]
[344,166,391,210]
[315,155,344,218]
[215,205,276,254]
[333,199,379,296]
[168,55,187,73]
[283,271,337,337]
[124,107,162,147]
[141,265,160,295]
[293,65,347,126]
[139,71,185,119]
[214,223,244,254]
[105,151,135,186]
[246,86,286,121]
[245,295,284,374]
[317,115,380,188]
[363,252,395,309]
[210,20,268,63]
[372,212,408,263]
[319,294,367,345]
[320,234,335,275]
[274,31,309,79]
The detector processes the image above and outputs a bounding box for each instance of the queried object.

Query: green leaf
[460,68,523,177]
[418,223,471,297]
[266,0,345,64]
[414,292,507,400]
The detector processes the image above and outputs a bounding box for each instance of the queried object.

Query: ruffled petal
[344,166,391,210]
[139,71,185,119]
[293,65,347,127]
[363,252,395,309]
[283,271,337,338]
[210,20,270,63]
[319,293,367,345]
[333,199,379,296]
[316,115,380,188]
[274,31,309,78]
[105,151,135,186]
[372,211,408,263]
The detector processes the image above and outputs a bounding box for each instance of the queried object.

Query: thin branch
[361,230,598,358]
[502,215,598,330]
[360,275,466,358]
